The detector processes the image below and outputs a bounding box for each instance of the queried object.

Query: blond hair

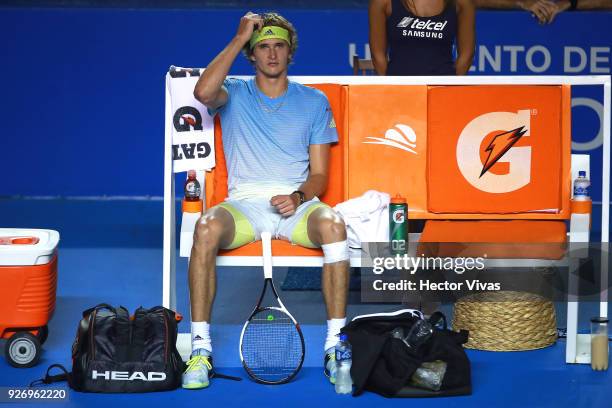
[242,12,298,63]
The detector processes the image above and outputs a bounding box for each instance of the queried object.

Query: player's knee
[319,213,347,243]
[193,215,224,250]
[329,216,347,240]
[315,211,349,263]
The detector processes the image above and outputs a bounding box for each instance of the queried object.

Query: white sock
[324,318,347,352]
[191,321,212,353]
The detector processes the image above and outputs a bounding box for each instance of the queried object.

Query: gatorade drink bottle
[184,170,201,201]
[389,194,408,255]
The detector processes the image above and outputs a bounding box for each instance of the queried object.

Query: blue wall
[0,8,610,198]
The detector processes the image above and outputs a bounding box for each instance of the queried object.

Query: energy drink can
[389,194,408,254]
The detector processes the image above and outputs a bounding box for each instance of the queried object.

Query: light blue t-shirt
[211,78,338,199]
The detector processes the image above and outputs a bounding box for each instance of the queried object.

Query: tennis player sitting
[184,11,350,389]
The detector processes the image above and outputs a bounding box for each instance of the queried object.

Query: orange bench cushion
[427,85,564,214]
[345,85,428,215]
[417,220,567,259]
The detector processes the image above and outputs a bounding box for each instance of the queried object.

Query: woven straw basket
[452,291,557,351]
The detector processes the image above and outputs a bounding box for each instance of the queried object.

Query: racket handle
[261,231,273,279]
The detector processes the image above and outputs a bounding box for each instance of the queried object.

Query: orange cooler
[0,228,59,367]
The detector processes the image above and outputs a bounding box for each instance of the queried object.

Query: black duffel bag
[342,310,472,398]
[32,304,186,393]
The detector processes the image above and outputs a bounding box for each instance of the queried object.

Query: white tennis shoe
[182,348,212,390]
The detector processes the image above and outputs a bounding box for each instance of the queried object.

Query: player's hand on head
[236,12,264,44]
[270,195,298,217]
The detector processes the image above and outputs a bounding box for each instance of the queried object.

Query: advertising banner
[0,9,609,200]
[167,68,215,173]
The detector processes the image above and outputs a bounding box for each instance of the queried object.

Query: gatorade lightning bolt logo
[393,209,405,223]
[173,106,203,132]
[181,116,196,127]
[479,126,528,178]
[457,110,532,193]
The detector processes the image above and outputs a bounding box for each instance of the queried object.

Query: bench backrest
[206,83,572,220]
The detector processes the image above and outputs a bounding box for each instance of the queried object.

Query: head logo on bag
[91,370,167,382]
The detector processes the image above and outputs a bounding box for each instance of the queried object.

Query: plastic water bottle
[335,334,353,394]
[573,171,591,201]
[184,170,201,201]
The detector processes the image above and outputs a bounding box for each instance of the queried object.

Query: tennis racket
[239,231,305,384]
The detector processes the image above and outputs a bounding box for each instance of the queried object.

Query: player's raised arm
[194,12,263,110]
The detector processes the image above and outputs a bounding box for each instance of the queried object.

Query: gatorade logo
[172,143,211,160]
[392,208,405,223]
[456,110,532,193]
[363,123,417,154]
[173,106,203,132]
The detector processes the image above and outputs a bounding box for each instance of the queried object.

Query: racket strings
[241,308,304,382]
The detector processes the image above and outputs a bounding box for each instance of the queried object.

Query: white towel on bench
[333,190,390,249]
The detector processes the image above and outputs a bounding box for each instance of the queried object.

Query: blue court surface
[0,198,610,408]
